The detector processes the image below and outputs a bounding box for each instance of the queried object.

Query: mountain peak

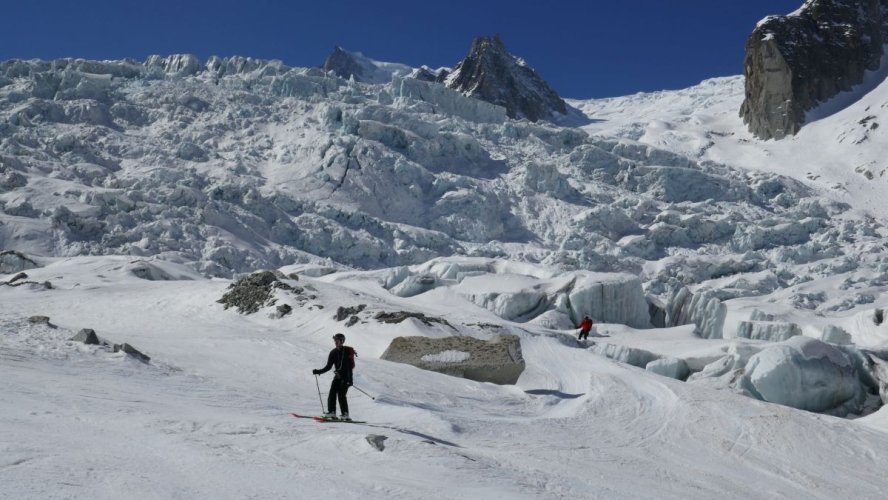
[321,46,413,84]
[322,46,366,81]
[444,34,566,122]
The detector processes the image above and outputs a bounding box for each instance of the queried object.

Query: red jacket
[578,318,593,330]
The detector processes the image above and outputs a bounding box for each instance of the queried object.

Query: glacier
[5,49,888,498]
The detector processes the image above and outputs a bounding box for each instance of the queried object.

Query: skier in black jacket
[312,333,356,420]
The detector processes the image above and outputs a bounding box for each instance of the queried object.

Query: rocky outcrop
[740,0,888,139]
[323,47,366,81]
[380,334,525,384]
[216,271,303,317]
[407,66,442,82]
[0,250,39,274]
[322,46,411,84]
[444,35,567,122]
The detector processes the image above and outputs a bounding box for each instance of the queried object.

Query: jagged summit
[322,46,366,81]
[740,0,888,140]
[444,34,567,122]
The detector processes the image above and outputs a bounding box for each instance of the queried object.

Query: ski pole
[314,374,325,412]
[351,384,376,400]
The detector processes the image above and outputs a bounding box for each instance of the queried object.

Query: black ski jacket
[316,346,354,385]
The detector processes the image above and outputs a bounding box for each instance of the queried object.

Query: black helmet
[333,333,346,342]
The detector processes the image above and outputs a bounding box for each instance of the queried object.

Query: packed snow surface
[3,256,888,499]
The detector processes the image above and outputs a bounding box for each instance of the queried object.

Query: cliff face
[740,0,888,139]
[444,35,566,122]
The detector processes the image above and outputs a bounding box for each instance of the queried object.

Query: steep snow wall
[666,287,726,339]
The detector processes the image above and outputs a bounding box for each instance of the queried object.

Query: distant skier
[577,315,593,340]
[312,333,356,420]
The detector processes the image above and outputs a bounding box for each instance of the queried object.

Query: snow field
[4,257,888,498]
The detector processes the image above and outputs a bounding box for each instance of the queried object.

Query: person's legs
[336,381,350,416]
[326,381,338,414]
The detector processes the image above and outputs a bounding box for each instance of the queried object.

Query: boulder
[28,315,51,325]
[366,434,388,452]
[70,328,100,345]
[380,334,524,385]
[335,305,366,321]
[275,304,292,318]
[113,343,151,363]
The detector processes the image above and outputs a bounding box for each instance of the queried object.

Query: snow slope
[4,257,888,499]
[572,48,888,219]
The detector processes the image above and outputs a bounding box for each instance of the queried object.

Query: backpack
[345,346,357,370]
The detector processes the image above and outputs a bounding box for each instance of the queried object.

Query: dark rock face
[740,0,888,139]
[408,66,440,82]
[323,46,366,81]
[444,35,567,122]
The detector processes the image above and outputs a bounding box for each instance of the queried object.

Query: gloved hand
[312,369,320,375]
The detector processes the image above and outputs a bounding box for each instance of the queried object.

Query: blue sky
[2,0,803,98]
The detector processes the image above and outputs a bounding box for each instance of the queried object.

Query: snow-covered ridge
[322,46,416,84]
